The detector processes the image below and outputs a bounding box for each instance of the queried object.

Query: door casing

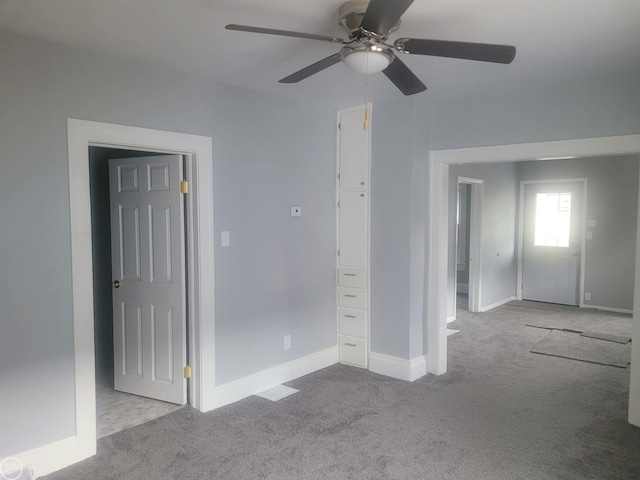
[67,119,215,465]
[428,133,640,426]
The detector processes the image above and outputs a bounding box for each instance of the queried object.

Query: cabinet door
[339,109,368,190]
[339,191,367,268]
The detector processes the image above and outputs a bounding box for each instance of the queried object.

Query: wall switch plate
[290,207,302,217]
[284,334,291,350]
[587,219,597,228]
[586,231,593,240]
[221,231,230,247]
[585,292,591,301]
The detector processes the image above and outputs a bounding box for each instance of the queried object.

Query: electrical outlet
[221,231,230,247]
[284,334,291,350]
[585,292,591,301]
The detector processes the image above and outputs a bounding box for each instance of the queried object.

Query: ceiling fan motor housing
[339,0,400,39]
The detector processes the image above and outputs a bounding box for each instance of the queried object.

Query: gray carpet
[531,329,632,368]
[42,302,640,480]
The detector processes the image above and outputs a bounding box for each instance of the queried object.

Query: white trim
[590,305,634,315]
[479,296,517,312]
[428,133,640,424]
[3,436,75,479]
[517,178,587,306]
[211,347,338,409]
[64,119,215,474]
[630,163,640,426]
[369,352,428,382]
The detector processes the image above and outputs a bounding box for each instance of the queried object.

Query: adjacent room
[1,0,640,478]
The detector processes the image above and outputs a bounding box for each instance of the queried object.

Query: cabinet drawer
[338,287,366,309]
[339,336,367,367]
[339,308,366,337]
[338,268,366,288]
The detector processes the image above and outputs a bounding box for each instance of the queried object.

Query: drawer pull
[343,273,357,277]
[344,343,357,347]
[343,294,357,298]
[344,314,357,318]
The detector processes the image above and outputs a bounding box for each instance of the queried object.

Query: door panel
[338,110,368,190]
[110,155,186,405]
[522,182,582,306]
[339,191,367,268]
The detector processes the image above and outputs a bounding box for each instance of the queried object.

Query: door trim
[427,132,640,426]
[517,178,587,306]
[67,119,215,464]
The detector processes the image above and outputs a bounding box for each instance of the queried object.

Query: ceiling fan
[226,0,516,96]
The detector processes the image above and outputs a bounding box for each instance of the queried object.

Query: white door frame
[67,119,215,466]
[427,133,640,426]
[517,178,587,306]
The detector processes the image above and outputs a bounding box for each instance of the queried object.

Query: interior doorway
[89,147,187,437]
[453,177,483,320]
[66,119,215,468]
[427,133,640,426]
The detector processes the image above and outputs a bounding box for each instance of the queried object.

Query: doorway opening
[427,133,640,425]
[89,147,187,438]
[453,177,483,321]
[67,119,215,466]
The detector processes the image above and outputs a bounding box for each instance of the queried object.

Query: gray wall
[3,26,640,464]
[369,98,430,360]
[519,155,639,310]
[0,32,337,456]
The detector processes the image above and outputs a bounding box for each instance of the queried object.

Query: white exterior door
[109,155,187,404]
[522,181,583,306]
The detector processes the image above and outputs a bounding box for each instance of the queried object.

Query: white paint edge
[479,296,517,313]
[428,133,640,425]
[369,352,428,382]
[210,347,338,410]
[65,119,215,474]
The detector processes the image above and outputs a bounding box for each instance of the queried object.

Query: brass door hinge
[184,365,192,379]
[180,180,189,194]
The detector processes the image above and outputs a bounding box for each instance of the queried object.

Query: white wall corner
[207,347,338,411]
[369,352,428,382]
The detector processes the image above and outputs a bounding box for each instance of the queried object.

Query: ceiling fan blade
[279,53,343,83]
[383,56,427,96]
[360,0,414,37]
[395,38,516,64]
[225,24,344,43]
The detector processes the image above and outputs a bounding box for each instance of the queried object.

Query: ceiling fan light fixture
[341,44,394,75]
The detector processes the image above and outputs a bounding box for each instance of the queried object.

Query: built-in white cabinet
[337,106,370,368]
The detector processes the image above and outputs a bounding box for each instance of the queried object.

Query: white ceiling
[1,0,639,109]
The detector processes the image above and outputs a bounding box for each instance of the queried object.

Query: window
[534,192,571,247]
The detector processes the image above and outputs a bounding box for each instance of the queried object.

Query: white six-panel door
[109,155,186,404]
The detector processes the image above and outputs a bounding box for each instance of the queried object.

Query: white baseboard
[369,352,428,382]
[208,346,338,410]
[4,435,94,479]
[480,296,517,312]
[583,304,633,315]
[447,315,456,324]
